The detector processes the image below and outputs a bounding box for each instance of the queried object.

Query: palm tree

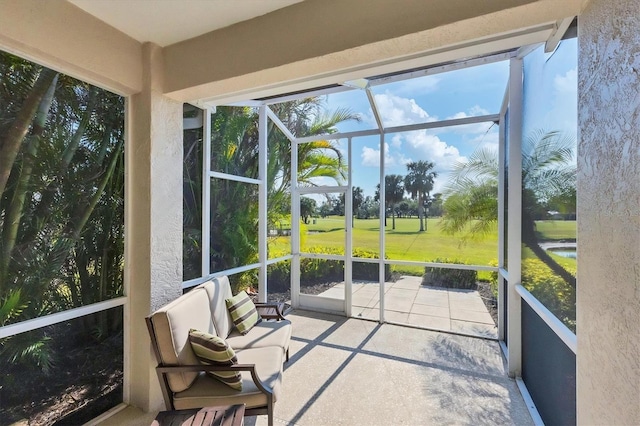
[440,147,499,238]
[0,50,125,308]
[268,98,358,191]
[404,161,437,232]
[375,174,405,229]
[441,130,576,288]
[0,51,125,378]
[199,100,359,278]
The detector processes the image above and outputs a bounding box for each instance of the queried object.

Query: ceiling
[68,0,304,47]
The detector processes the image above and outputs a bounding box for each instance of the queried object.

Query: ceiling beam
[164,0,583,105]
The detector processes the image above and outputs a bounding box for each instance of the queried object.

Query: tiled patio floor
[101,310,531,426]
[319,275,498,339]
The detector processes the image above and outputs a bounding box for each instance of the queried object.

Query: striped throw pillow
[225,291,262,335]
[188,329,242,390]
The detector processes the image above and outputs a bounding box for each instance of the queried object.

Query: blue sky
[312,39,577,200]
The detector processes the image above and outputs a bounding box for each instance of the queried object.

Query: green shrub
[488,259,499,298]
[352,248,392,281]
[423,258,478,289]
[266,260,291,292]
[522,258,576,332]
[264,246,389,292]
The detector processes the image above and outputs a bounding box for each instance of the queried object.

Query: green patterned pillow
[188,329,242,390]
[225,291,262,335]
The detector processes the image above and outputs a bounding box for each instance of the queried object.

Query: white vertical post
[507,57,523,377]
[378,133,386,323]
[201,108,212,277]
[497,86,508,343]
[345,138,353,316]
[291,141,300,309]
[258,106,268,302]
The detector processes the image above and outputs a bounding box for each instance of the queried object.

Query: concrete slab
[96,406,156,426]
[410,303,450,318]
[407,313,451,331]
[316,275,497,339]
[103,312,528,426]
[451,319,498,339]
[381,288,416,312]
[382,309,409,324]
[450,308,495,325]
[317,287,345,299]
[256,311,530,425]
[450,299,489,312]
[389,275,422,290]
[351,292,377,308]
[354,307,379,321]
[448,289,481,300]
[414,288,450,307]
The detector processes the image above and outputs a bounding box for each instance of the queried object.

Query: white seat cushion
[172,346,283,410]
[226,319,292,355]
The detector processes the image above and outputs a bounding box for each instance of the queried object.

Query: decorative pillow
[225,291,262,335]
[188,329,242,390]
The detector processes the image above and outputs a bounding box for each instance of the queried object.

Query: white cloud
[361,145,381,167]
[402,131,466,170]
[441,105,495,135]
[361,143,408,167]
[388,75,441,97]
[446,105,490,120]
[358,93,505,194]
[554,68,577,94]
[547,67,578,133]
[366,92,471,192]
[373,92,436,126]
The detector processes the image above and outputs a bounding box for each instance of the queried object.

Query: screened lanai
[182,37,578,425]
[4,0,619,423]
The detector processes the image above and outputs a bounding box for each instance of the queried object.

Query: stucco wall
[125,43,183,411]
[577,0,640,423]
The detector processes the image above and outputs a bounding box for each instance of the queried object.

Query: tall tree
[300,197,317,224]
[375,174,405,229]
[351,186,364,226]
[404,161,437,232]
[199,101,359,278]
[430,193,444,217]
[0,50,126,385]
[0,67,58,200]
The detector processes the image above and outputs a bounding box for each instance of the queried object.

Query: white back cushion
[150,288,216,392]
[198,277,235,337]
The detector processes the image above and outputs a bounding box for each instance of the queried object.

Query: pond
[547,247,576,259]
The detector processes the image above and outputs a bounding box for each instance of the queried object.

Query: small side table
[256,302,286,320]
[152,404,245,426]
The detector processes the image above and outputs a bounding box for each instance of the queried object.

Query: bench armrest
[156,363,273,397]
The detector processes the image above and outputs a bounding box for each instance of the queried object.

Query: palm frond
[0,289,26,326]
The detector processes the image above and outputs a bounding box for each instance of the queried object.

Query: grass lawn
[535,220,576,241]
[270,216,499,278]
[269,217,578,278]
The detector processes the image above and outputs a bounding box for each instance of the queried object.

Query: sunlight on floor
[100,310,529,426]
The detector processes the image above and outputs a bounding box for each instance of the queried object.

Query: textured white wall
[125,43,183,411]
[577,0,640,423]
